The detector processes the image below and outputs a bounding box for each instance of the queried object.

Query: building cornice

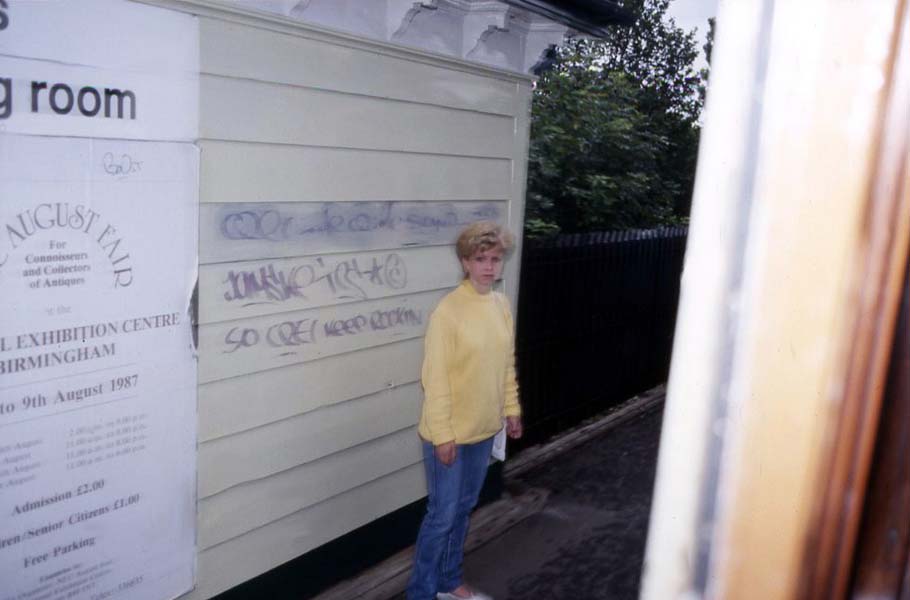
[133,0,571,76]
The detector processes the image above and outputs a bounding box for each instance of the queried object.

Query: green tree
[526,0,707,236]
[698,17,716,109]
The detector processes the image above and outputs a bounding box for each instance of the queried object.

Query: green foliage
[525,0,709,237]
[698,17,716,108]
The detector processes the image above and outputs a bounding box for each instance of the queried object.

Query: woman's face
[461,246,504,293]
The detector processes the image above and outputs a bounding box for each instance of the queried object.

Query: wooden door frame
[800,2,910,596]
[642,1,910,598]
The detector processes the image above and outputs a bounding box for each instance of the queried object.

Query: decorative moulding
[133,0,537,81]
[218,0,570,74]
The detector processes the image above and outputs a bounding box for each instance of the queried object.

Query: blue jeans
[407,436,494,600]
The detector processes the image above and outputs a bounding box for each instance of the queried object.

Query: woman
[407,221,523,600]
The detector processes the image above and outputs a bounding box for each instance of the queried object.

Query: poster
[0,135,198,600]
[0,0,198,141]
[0,2,199,599]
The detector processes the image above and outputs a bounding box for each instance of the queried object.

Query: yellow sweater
[418,280,521,445]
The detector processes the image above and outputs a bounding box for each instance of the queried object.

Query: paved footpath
[318,393,665,600]
[388,400,664,600]
[459,404,664,600]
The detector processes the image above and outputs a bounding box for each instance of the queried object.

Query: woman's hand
[435,441,457,466]
[506,416,523,439]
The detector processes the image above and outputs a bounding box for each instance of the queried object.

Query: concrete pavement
[459,395,663,599]
[317,387,665,600]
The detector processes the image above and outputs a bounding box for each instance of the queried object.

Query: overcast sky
[665,0,719,69]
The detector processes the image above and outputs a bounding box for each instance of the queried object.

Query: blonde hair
[455,221,514,261]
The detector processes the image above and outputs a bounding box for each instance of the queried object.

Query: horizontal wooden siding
[188,13,531,599]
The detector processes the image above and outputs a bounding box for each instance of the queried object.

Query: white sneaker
[436,589,493,600]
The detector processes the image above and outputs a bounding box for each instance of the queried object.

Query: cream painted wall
[135,4,533,597]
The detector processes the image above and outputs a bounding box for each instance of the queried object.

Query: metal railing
[513,227,688,450]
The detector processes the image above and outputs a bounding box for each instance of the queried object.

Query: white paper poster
[0,134,198,600]
[0,2,199,600]
[0,0,198,141]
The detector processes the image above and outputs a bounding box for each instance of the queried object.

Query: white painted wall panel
[198,338,423,442]
[199,427,421,549]
[502,83,534,308]
[199,140,511,204]
[199,290,444,382]
[199,17,518,116]
[186,463,426,600]
[198,383,422,498]
[200,74,515,157]
[168,5,533,597]
[199,245,462,323]
[198,200,505,263]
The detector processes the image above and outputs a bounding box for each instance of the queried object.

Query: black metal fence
[512,227,688,450]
